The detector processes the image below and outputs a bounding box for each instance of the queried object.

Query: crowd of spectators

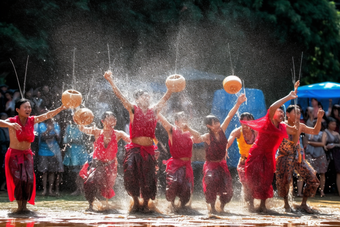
[297,98,340,197]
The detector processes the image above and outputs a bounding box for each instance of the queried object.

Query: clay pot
[165,74,186,92]
[223,75,242,94]
[73,108,94,126]
[61,90,82,108]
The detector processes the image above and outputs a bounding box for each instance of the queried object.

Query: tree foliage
[1,0,340,86]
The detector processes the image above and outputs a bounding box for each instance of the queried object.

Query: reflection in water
[1,194,340,227]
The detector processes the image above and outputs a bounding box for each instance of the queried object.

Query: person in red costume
[194,94,246,213]
[157,112,197,210]
[104,71,173,213]
[0,98,66,213]
[78,111,130,211]
[241,81,300,213]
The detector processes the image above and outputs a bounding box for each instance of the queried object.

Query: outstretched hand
[237,94,247,105]
[103,70,112,81]
[10,123,21,131]
[317,108,325,119]
[182,123,189,131]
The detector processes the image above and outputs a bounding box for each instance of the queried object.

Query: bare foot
[248,204,256,213]
[140,206,153,213]
[300,204,314,214]
[284,204,293,212]
[130,203,140,213]
[85,205,94,212]
[210,207,218,214]
[320,191,325,198]
[258,206,268,213]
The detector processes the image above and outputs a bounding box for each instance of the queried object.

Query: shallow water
[1,191,340,227]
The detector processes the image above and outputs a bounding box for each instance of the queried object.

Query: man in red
[104,71,173,213]
[0,99,66,213]
[195,94,246,213]
[79,111,130,211]
[157,112,195,210]
[241,81,299,213]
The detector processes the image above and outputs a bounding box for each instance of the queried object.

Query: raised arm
[226,127,241,150]
[116,130,131,143]
[221,94,246,132]
[157,113,173,135]
[183,124,208,144]
[269,80,299,120]
[104,70,134,114]
[301,108,324,135]
[153,90,173,114]
[34,105,67,124]
[78,124,99,136]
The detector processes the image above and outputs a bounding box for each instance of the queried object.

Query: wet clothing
[8,116,35,143]
[129,105,157,139]
[205,130,228,161]
[164,127,194,205]
[325,129,340,173]
[5,116,36,204]
[236,129,254,202]
[203,160,233,204]
[123,146,157,200]
[241,110,288,200]
[203,130,233,204]
[276,138,319,198]
[63,124,88,167]
[237,129,252,158]
[80,132,118,203]
[124,105,158,201]
[5,148,36,204]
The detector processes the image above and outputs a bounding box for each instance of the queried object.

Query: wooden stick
[23,55,29,98]
[9,59,23,98]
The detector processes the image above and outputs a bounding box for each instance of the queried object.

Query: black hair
[204,115,220,126]
[174,111,186,122]
[318,101,323,109]
[133,89,148,100]
[100,111,116,127]
[240,112,254,121]
[15,99,30,110]
[330,104,340,119]
[286,104,300,113]
[327,117,336,123]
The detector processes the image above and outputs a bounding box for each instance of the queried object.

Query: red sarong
[241,110,287,200]
[202,160,233,204]
[163,157,194,190]
[5,148,36,205]
[125,143,157,160]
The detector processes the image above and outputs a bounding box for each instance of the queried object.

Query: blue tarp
[295,81,340,98]
[211,88,267,168]
[284,81,340,111]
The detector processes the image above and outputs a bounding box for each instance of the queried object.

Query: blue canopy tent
[284,81,340,112]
